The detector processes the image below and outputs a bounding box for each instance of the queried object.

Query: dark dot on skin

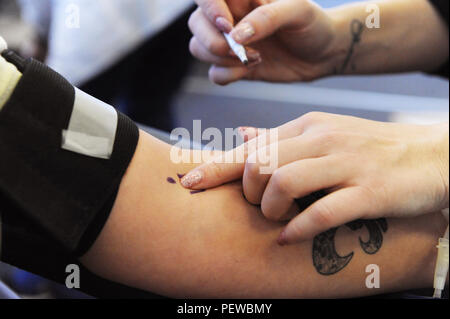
[167,177,176,184]
[177,173,185,180]
[190,190,206,195]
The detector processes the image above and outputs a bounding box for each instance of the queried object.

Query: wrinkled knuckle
[357,185,383,216]
[208,161,224,180]
[301,112,325,126]
[289,219,304,238]
[257,6,279,26]
[202,2,218,19]
[271,169,292,196]
[310,201,335,229]
[205,39,222,55]
[314,130,339,147]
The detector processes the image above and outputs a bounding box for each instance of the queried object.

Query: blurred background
[0,0,448,298]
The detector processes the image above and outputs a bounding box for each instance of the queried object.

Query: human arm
[181,113,449,245]
[189,0,449,84]
[326,0,449,76]
[80,129,448,298]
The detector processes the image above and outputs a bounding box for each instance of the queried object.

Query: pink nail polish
[277,230,288,246]
[216,17,233,33]
[246,50,261,62]
[231,22,255,44]
[181,171,203,188]
[246,57,263,68]
[239,127,258,142]
[238,127,249,142]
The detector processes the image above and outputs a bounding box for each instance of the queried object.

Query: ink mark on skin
[339,19,364,74]
[312,219,388,276]
[166,174,207,195]
[190,190,206,195]
[167,177,176,184]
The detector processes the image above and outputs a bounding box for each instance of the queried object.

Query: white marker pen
[223,33,249,65]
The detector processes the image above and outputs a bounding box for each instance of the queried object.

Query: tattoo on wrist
[313,218,388,276]
[336,19,364,74]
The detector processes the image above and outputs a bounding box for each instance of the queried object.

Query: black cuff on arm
[0,57,139,256]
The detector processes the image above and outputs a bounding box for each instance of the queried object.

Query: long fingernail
[231,22,255,44]
[216,17,233,33]
[181,170,203,188]
[247,50,261,61]
[238,127,249,142]
[247,51,262,67]
[238,127,258,142]
[247,57,263,68]
[277,230,289,246]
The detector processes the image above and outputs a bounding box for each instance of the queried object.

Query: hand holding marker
[223,32,249,65]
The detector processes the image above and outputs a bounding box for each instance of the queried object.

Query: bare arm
[328,0,449,75]
[80,131,447,298]
[189,0,449,84]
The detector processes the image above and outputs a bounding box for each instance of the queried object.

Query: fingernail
[216,17,233,33]
[181,170,203,188]
[238,127,257,142]
[247,50,261,62]
[238,127,249,142]
[231,22,255,44]
[246,57,263,68]
[277,230,289,246]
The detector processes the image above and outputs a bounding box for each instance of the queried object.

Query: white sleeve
[18,0,52,38]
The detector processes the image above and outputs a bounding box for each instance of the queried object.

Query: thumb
[230,0,313,45]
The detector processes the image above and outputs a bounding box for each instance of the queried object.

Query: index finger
[181,119,306,190]
[180,132,266,190]
[195,0,235,32]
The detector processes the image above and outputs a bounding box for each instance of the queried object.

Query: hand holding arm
[181,113,449,244]
[80,130,448,298]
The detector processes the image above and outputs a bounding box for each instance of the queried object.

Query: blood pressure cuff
[0,53,139,256]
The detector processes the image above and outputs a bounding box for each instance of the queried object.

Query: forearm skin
[326,0,449,75]
[80,131,447,298]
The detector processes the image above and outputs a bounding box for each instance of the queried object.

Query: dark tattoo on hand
[338,19,364,74]
[312,219,388,276]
